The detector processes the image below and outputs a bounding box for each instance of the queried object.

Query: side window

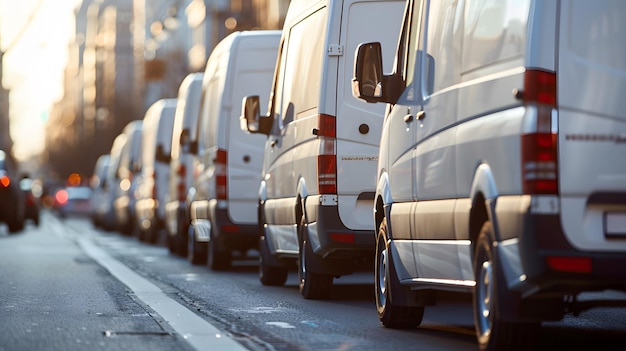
[425,0,463,92]
[199,56,223,149]
[462,0,530,72]
[404,0,423,88]
[396,0,426,104]
[275,8,327,127]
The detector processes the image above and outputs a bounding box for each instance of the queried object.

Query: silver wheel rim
[477,260,493,337]
[377,247,387,308]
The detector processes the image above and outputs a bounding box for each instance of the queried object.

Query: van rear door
[335,0,404,230]
[557,0,626,252]
[227,35,279,224]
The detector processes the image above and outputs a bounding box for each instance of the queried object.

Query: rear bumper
[515,214,626,296]
[206,200,259,253]
[305,196,375,270]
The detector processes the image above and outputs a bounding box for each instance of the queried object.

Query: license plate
[605,212,626,237]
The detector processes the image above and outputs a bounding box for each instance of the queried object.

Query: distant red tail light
[55,189,69,205]
[177,164,187,202]
[215,149,228,200]
[0,175,10,188]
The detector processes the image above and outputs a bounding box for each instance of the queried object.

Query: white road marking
[78,237,248,351]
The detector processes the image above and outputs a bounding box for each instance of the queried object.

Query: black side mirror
[240,95,272,135]
[155,145,171,163]
[189,140,198,154]
[353,42,386,103]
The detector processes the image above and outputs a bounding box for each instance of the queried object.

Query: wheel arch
[374,171,392,239]
[469,163,499,247]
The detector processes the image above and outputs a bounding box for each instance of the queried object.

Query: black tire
[167,232,177,254]
[473,221,539,351]
[259,236,288,286]
[188,226,208,265]
[298,217,333,299]
[208,228,231,271]
[376,218,424,328]
[7,219,24,233]
[175,219,189,257]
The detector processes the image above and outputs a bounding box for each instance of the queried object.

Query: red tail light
[317,114,337,194]
[330,232,354,244]
[0,175,10,188]
[215,149,228,200]
[152,170,158,200]
[547,256,591,273]
[26,194,36,206]
[521,69,558,195]
[55,189,69,205]
[177,164,186,202]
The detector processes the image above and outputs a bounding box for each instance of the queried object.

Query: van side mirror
[189,140,198,154]
[241,95,272,135]
[155,145,171,163]
[353,42,385,103]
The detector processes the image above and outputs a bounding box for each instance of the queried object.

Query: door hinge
[327,44,343,56]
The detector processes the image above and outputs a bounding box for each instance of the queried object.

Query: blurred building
[0,41,13,154]
[46,0,289,179]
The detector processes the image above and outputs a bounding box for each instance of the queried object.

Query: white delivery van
[241,0,404,299]
[106,133,126,231]
[164,72,204,259]
[135,99,177,243]
[352,0,626,349]
[190,30,281,268]
[112,120,142,235]
[90,153,114,229]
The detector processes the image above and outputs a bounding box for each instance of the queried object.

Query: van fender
[374,172,393,228]
[469,163,499,202]
[296,177,309,224]
[189,200,209,222]
[469,163,501,241]
[296,177,309,204]
[191,218,211,243]
[258,180,267,202]
[375,171,393,209]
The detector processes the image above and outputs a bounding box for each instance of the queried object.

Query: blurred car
[54,186,93,218]
[135,99,176,243]
[90,154,116,230]
[0,150,25,233]
[111,120,143,235]
[164,72,203,257]
[19,175,42,226]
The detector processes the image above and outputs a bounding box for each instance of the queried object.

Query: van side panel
[227,35,280,224]
[557,0,626,252]
[263,7,327,206]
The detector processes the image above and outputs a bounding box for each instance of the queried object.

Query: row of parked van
[91,0,626,350]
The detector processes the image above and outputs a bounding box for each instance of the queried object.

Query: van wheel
[297,217,333,299]
[175,221,189,257]
[376,218,424,328]
[473,221,539,351]
[208,233,231,271]
[188,226,208,265]
[7,218,24,233]
[259,237,288,286]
